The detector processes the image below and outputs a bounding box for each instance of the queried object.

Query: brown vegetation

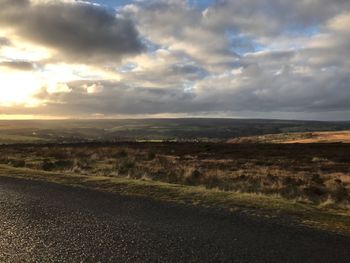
[228,130,350,144]
[1,142,349,208]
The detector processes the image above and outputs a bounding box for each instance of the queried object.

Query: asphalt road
[1,177,350,263]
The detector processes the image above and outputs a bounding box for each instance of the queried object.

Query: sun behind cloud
[0,70,42,106]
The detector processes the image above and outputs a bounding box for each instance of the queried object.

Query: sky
[0,0,349,120]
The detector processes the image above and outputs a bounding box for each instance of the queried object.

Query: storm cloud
[0,0,144,63]
[0,61,34,71]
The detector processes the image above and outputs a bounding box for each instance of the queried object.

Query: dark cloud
[27,68,350,116]
[1,72,349,120]
[0,37,11,46]
[33,81,195,115]
[171,64,208,79]
[194,67,350,114]
[0,61,34,71]
[0,0,144,63]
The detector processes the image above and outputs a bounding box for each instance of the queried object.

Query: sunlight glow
[0,71,42,106]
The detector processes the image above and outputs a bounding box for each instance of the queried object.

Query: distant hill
[0,118,349,143]
[227,130,350,144]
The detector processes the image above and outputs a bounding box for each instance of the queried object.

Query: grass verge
[0,164,349,235]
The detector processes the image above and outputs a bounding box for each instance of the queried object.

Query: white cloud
[0,0,350,120]
[83,83,104,94]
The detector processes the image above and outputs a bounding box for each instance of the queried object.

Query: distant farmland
[0,118,349,143]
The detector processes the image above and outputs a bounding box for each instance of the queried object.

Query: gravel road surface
[1,176,350,262]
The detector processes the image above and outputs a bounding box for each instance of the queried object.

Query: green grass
[0,164,349,235]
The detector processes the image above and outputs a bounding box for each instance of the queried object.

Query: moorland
[0,118,350,233]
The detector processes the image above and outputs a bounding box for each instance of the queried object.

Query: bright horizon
[0,0,350,121]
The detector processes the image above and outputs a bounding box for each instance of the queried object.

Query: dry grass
[0,143,349,209]
[286,131,350,143]
[228,130,350,144]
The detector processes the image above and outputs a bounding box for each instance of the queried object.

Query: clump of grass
[147,151,156,160]
[115,149,128,158]
[183,168,201,186]
[116,159,135,175]
[8,159,26,168]
[41,159,55,171]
